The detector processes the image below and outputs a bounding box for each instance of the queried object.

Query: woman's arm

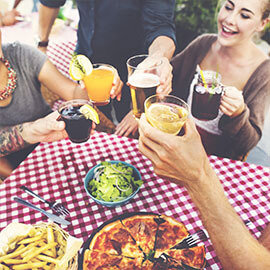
[38,60,89,101]
[219,61,270,158]
[0,111,67,157]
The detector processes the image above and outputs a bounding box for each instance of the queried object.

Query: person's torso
[0,43,51,128]
[76,0,144,80]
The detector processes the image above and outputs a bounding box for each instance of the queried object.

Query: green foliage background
[174,0,219,53]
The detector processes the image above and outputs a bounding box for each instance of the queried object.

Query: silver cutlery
[173,220,252,249]
[13,196,70,226]
[173,230,208,249]
[20,185,70,216]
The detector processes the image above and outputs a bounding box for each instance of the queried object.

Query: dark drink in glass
[192,71,223,120]
[58,100,93,143]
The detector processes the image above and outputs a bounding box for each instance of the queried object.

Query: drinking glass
[58,99,93,143]
[83,63,115,106]
[192,70,223,120]
[126,54,162,119]
[145,94,189,135]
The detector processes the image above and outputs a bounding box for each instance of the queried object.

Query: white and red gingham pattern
[0,131,269,270]
[47,41,77,78]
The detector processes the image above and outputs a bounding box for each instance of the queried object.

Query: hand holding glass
[145,95,189,135]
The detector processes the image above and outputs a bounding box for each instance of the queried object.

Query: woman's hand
[220,86,245,118]
[23,111,68,144]
[114,110,138,137]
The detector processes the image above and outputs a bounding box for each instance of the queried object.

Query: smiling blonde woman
[171,0,270,160]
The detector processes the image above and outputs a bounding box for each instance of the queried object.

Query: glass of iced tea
[192,70,223,120]
[58,99,93,143]
[126,54,162,119]
[83,63,115,106]
[145,95,189,135]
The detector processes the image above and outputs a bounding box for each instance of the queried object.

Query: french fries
[0,224,67,270]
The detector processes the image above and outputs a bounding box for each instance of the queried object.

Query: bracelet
[34,35,49,47]
[37,40,49,47]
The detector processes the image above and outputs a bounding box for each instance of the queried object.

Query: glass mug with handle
[192,70,223,120]
[126,54,162,119]
[144,94,189,135]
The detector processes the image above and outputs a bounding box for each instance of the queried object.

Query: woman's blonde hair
[217,0,270,20]
[262,0,270,20]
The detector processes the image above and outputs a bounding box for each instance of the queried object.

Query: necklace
[0,57,17,100]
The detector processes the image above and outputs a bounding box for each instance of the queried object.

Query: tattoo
[0,125,30,157]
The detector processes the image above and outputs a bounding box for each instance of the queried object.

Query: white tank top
[187,65,224,135]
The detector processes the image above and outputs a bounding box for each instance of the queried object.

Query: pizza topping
[113,228,130,242]
[110,239,122,255]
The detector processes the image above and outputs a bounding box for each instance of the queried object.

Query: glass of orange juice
[145,94,189,135]
[83,63,115,106]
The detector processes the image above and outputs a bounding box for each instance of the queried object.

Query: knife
[13,196,71,226]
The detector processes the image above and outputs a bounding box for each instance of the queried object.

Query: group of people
[0,0,270,268]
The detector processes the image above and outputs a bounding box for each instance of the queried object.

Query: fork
[20,185,70,216]
[174,221,252,250]
[173,230,209,249]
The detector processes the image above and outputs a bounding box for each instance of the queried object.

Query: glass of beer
[83,63,115,106]
[126,55,162,119]
[145,94,189,135]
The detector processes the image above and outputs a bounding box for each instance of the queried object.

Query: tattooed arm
[0,125,30,157]
[0,111,68,157]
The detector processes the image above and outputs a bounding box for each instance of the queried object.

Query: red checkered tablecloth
[0,132,269,269]
[47,41,76,78]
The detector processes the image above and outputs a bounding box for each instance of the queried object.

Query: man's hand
[115,110,138,137]
[110,68,123,101]
[22,111,68,144]
[138,114,209,187]
[156,56,173,94]
[134,56,173,95]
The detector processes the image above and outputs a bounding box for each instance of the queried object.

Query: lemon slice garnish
[69,54,93,81]
[79,104,100,124]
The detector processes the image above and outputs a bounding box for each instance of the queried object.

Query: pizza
[82,213,206,270]
[89,219,144,258]
[83,250,143,269]
[163,246,206,269]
